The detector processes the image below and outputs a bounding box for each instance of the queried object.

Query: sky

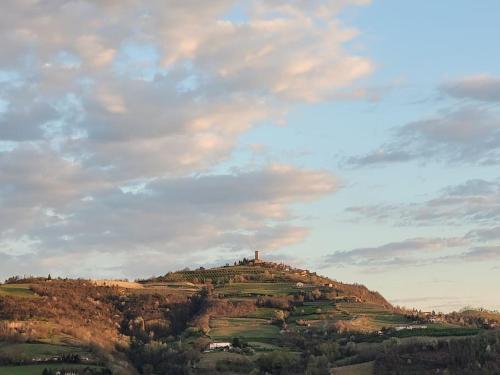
[1,0,500,312]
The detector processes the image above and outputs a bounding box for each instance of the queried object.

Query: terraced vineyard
[336,302,409,329]
[209,317,280,342]
[159,266,277,282]
[216,282,300,297]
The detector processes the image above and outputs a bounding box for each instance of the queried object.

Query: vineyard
[153,265,288,283]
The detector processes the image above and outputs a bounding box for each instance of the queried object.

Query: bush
[257,351,299,374]
[216,357,254,372]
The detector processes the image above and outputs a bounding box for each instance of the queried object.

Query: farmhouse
[207,342,232,351]
[394,325,428,331]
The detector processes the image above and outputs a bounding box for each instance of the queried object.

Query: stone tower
[255,250,260,262]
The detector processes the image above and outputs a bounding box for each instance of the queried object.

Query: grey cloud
[346,178,500,227]
[458,246,500,262]
[443,179,498,196]
[346,150,413,166]
[325,237,467,268]
[0,84,60,141]
[0,160,336,280]
[466,226,500,241]
[324,236,500,270]
[348,107,500,167]
[0,145,109,235]
[440,75,500,103]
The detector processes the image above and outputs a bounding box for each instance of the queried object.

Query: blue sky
[1,1,499,312]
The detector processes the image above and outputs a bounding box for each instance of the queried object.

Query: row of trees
[375,330,500,373]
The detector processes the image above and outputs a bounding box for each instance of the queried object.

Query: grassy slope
[0,284,36,298]
[209,317,280,342]
[331,361,375,375]
[198,351,249,372]
[0,364,103,375]
[0,342,94,359]
[217,282,299,296]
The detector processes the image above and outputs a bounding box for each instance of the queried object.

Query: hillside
[0,259,499,374]
[148,259,391,307]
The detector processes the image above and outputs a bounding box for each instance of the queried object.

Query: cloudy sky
[1,0,499,312]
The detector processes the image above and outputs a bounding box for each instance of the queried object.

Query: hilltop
[0,258,499,374]
[146,258,391,308]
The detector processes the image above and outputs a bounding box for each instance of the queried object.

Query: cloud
[27,164,337,251]
[458,246,500,262]
[346,178,500,227]
[341,177,500,271]
[324,235,500,271]
[324,237,467,268]
[347,107,500,166]
[0,156,337,278]
[346,74,500,167]
[440,75,500,103]
[0,1,369,278]
[467,226,500,241]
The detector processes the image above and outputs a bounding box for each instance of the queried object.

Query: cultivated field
[216,282,299,296]
[0,364,104,375]
[331,361,375,375]
[209,317,280,342]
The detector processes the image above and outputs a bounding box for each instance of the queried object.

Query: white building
[208,342,232,351]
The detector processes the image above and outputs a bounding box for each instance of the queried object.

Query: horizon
[1,1,500,314]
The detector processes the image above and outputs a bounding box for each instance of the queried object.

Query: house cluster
[334,296,361,303]
[205,342,232,352]
[394,325,428,331]
[422,311,446,323]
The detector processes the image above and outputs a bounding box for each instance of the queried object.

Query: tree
[305,355,329,375]
[274,310,286,322]
[257,351,297,374]
[232,337,247,348]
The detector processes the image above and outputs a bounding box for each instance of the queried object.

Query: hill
[0,258,499,374]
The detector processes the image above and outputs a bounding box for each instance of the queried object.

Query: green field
[239,307,276,319]
[164,266,271,282]
[0,364,104,375]
[216,282,298,296]
[209,317,280,342]
[292,301,338,315]
[288,301,348,325]
[392,326,481,338]
[0,284,36,298]
[331,361,374,375]
[0,342,94,360]
[199,351,250,371]
[336,302,409,327]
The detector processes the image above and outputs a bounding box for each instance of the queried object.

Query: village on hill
[1,251,499,374]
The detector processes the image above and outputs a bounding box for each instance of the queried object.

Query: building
[207,342,232,351]
[255,250,261,262]
[394,325,427,331]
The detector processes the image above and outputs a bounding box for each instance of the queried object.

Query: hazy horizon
[1,0,500,314]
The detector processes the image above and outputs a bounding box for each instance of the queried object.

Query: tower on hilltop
[255,250,261,262]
